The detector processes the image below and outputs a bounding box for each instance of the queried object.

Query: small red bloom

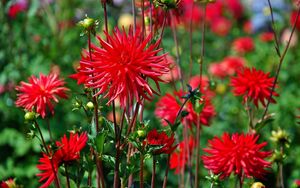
[202,133,272,179]
[55,132,88,163]
[37,132,88,188]
[211,17,232,37]
[159,55,181,82]
[230,67,278,107]
[259,32,274,42]
[155,90,215,127]
[15,73,68,118]
[71,27,168,108]
[37,153,60,188]
[0,182,8,188]
[8,1,27,18]
[209,56,245,78]
[146,129,176,154]
[232,37,255,54]
[290,11,300,31]
[295,179,300,187]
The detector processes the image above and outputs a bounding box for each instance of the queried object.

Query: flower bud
[270,128,290,146]
[86,101,94,110]
[137,130,146,139]
[153,0,181,9]
[24,111,36,121]
[251,182,265,188]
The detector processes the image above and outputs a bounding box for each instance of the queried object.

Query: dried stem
[140,153,144,188]
[262,5,300,120]
[64,164,71,188]
[151,157,156,188]
[162,154,171,188]
[170,12,184,90]
[34,120,61,188]
[188,2,194,78]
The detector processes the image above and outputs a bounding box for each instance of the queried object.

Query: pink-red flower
[202,133,272,179]
[211,17,232,37]
[295,179,300,187]
[37,132,88,188]
[8,0,27,18]
[155,90,215,127]
[15,73,68,118]
[232,37,254,54]
[146,129,176,154]
[209,56,245,79]
[71,27,169,108]
[230,67,278,107]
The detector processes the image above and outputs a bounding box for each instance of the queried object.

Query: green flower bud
[137,130,146,139]
[86,101,94,109]
[270,128,290,147]
[251,182,265,188]
[24,112,36,121]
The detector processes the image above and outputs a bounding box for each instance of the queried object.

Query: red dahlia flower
[55,132,88,163]
[230,67,278,107]
[15,73,68,118]
[37,132,88,188]
[232,37,254,54]
[71,27,169,108]
[146,129,176,154]
[209,56,245,79]
[155,90,215,127]
[37,153,60,188]
[202,133,272,179]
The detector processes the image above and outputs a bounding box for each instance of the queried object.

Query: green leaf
[95,131,107,155]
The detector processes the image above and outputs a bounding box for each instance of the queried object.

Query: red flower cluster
[232,37,255,54]
[37,132,88,188]
[230,67,278,107]
[169,137,196,174]
[155,88,215,127]
[71,27,169,109]
[202,133,272,179]
[15,73,69,118]
[146,129,176,154]
[209,56,245,79]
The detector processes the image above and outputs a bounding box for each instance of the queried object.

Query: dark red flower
[169,137,196,174]
[232,37,255,54]
[15,73,68,118]
[55,132,88,163]
[290,11,300,31]
[71,27,169,108]
[202,133,272,179]
[155,90,215,127]
[0,182,8,188]
[230,67,278,107]
[37,132,88,188]
[146,129,176,154]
